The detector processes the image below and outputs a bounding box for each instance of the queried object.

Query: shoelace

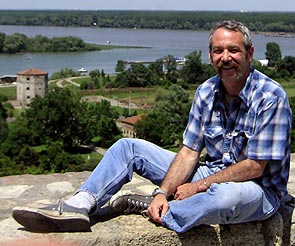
[141,210,148,218]
[125,198,149,214]
[57,200,64,215]
[50,200,64,215]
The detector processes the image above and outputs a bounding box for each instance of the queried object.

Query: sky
[1,0,295,12]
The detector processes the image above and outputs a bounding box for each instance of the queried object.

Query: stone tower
[17,68,48,106]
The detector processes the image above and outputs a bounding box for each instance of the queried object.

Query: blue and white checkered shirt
[183,67,292,198]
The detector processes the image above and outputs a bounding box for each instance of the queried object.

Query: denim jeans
[78,138,280,233]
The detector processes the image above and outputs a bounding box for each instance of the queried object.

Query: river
[0,25,294,76]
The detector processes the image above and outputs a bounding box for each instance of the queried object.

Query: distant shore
[257,31,295,38]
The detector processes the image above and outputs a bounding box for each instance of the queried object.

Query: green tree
[50,68,80,80]
[0,32,6,52]
[89,69,101,88]
[101,69,105,78]
[24,88,89,148]
[277,56,295,78]
[49,36,85,52]
[0,95,8,142]
[0,154,16,176]
[288,96,295,152]
[180,50,203,84]
[3,33,28,53]
[84,100,121,147]
[148,59,164,79]
[114,63,156,88]
[0,119,33,158]
[27,35,50,52]
[38,141,85,173]
[164,55,178,84]
[135,85,190,146]
[198,63,216,83]
[115,60,127,72]
[265,42,282,67]
[134,113,164,145]
[129,63,153,87]
[14,145,40,174]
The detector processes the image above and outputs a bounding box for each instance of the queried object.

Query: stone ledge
[1,210,284,246]
[0,171,293,246]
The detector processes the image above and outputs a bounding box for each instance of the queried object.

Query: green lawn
[0,86,16,100]
[284,87,295,97]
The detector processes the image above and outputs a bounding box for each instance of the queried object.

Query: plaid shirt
[183,67,292,198]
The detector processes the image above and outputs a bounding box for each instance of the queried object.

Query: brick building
[117,115,142,138]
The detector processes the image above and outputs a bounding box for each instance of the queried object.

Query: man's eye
[229,49,239,53]
[213,49,222,54]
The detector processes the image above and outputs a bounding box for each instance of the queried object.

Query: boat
[174,57,187,64]
[78,67,88,73]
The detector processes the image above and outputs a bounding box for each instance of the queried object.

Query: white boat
[174,57,186,64]
[78,67,88,73]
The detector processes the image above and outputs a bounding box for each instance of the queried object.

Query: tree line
[1,10,295,32]
[0,32,107,54]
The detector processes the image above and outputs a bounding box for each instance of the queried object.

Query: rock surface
[1,155,295,245]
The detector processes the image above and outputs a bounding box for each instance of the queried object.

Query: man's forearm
[203,159,268,187]
[160,146,200,196]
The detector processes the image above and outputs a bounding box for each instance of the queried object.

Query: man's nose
[221,50,232,62]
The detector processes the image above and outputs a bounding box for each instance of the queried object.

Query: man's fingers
[160,203,169,217]
[147,205,162,224]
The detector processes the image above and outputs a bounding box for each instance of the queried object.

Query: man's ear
[208,52,213,64]
[247,46,254,62]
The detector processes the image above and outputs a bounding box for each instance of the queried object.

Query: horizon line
[0,9,295,13]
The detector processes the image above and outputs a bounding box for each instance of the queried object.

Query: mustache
[216,61,238,69]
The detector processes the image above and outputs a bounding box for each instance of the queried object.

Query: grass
[0,86,16,100]
[71,77,91,84]
[81,151,103,163]
[284,87,295,97]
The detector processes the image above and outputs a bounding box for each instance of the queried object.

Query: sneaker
[109,191,153,216]
[12,201,90,232]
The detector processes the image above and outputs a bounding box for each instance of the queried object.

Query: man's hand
[174,180,208,200]
[147,194,169,224]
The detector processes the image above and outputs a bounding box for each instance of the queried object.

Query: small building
[16,68,48,106]
[117,115,142,138]
[0,75,17,83]
[258,59,269,66]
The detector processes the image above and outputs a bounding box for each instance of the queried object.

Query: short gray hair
[208,20,252,52]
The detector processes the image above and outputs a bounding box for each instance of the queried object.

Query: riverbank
[259,31,295,38]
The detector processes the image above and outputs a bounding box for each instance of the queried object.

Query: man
[13,20,292,233]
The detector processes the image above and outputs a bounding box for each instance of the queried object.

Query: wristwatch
[152,187,168,198]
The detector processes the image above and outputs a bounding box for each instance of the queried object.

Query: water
[0,25,294,76]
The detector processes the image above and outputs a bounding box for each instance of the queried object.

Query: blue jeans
[78,138,280,233]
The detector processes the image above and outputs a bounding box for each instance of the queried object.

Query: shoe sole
[12,206,90,232]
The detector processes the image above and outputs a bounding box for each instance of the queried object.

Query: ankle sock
[65,191,96,213]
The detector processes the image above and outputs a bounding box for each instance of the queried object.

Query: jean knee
[110,138,137,154]
[207,183,245,209]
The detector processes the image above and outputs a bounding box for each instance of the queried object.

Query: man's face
[209,28,254,85]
